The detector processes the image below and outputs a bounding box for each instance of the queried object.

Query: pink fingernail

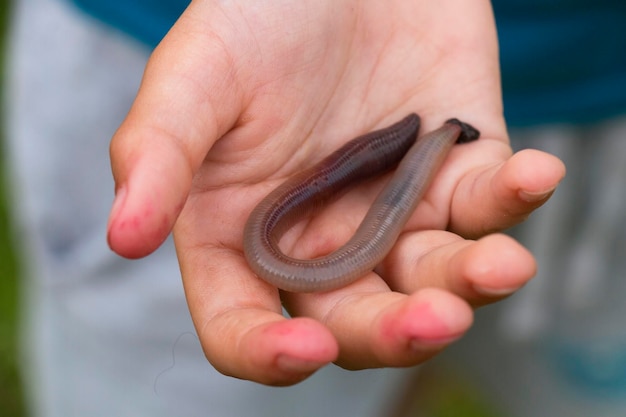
[472,284,520,297]
[518,187,555,203]
[409,332,465,351]
[107,186,127,237]
[276,354,327,374]
[383,297,471,348]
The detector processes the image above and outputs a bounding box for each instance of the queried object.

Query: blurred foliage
[1,0,27,415]
[409,365,502,417]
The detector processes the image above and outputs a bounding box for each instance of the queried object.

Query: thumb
[107,7,243,258]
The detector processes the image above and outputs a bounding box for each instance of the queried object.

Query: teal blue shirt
[493,0,626,126]
[71,0,626,127]
[71,0,188,48]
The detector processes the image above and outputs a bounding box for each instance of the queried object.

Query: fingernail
[389,294,471,349]
[472,283,521,297]
[409,332,464,351]
[107,186,127,236]
[276,354,326,374]
[518,187,555,203]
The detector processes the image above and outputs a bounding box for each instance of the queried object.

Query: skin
[107,0,565,386]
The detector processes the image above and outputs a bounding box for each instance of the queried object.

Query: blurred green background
[1,0,27,415]
[1,1,26,415]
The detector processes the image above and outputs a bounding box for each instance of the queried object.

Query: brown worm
[243,114,479,292]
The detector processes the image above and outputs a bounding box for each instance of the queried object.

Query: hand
[108,0,565,386]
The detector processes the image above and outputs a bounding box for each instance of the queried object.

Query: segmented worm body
[243,114,479,292]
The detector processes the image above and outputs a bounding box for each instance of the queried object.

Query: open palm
[108,0,564,386]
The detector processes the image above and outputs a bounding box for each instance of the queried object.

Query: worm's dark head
[445,118,480,143]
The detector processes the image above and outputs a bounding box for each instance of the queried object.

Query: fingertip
[227,317,338,386]
[266,317,339,361]
[107,151,189,258]
[382,289,473,345]
[453,147,566,236]
[106,190,175,259]
[266,318,339,384]
[370,289,473,367]
[462,233,536,300]
[505,148,566,203]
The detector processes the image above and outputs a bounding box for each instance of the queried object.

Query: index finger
[107,5,244,258]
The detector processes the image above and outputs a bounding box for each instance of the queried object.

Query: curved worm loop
[243,114,479,292]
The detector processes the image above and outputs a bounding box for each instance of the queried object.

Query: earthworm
[243,114,479,292]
